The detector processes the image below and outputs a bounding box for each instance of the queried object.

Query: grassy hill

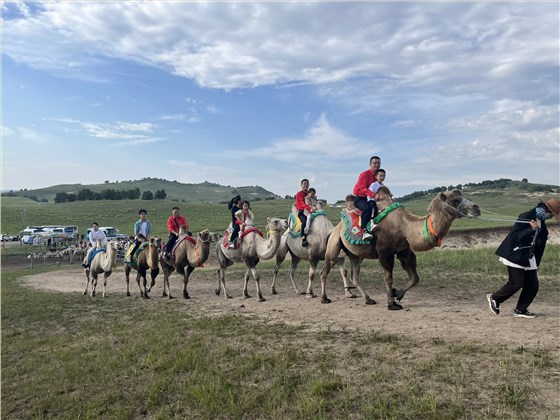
[2,178,280,203]
[2,179,558,238]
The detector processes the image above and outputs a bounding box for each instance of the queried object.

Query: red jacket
[295,190,312,211]
[353,169,376,198]
[167,215,188,234]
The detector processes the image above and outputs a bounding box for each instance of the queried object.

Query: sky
[2,1,559,203]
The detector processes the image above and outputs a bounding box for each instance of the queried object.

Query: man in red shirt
[295,178,314,247]
[163,206,189,259]
[353,156,381,240]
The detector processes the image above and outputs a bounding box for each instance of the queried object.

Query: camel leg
[336,256,355,298]
[379,250,402,310]
[136,270,149,299]
[271,237,290,295]
[83,269,91,296]
[102,272,110,298]
[305,257,318,298]
[216,264,233,299]
[124,265,132,297]
[247,264,265,302]
[395,249,419,301]
[346,254,376,305]
[182,265,195,299]
[146,268,158,293]
[286,254,305,296]
[243,268,252,299]
[161,264,175,299]
[90,272,98,297]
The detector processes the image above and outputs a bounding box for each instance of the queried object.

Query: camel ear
[439,192,447,202]
[267,217,272,223]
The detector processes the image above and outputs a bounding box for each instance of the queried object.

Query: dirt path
[21,262,560,355]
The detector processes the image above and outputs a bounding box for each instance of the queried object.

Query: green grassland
[2,246,560,418]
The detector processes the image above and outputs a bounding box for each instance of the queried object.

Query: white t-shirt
[138,221,149,237]
[89,229,108,248]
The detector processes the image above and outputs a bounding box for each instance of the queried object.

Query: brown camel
[83,240,118,298]
[124,236,162,299]
[271,200,350,297]
[216,217,288,302]
[320,187,481,309]
[160,228,216,299]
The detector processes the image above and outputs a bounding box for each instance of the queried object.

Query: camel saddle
[125,242,149,267]
[340,209,374,245]
[170,234,196,259]
[288,204,327,238]
[222,227,264,249]
[84,247,106,267]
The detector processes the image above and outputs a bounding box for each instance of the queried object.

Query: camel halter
[444,197,470,217]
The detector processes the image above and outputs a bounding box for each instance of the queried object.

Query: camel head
[266,217,289,233]
[430,189,481,219]
[316,200,326,211]
[108,240,119,251]
[149,236,162,249]
[197,229,212,243]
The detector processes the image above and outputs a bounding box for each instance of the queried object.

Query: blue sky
[2,1,559,203]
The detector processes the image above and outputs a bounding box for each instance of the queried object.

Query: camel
[124,236,162,299]
[320,187,481,309]
[160,228,217,299]
[83,240,119,298]
[216,217,288,302]
[271,200,350,297]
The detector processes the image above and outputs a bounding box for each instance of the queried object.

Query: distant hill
[396,178,559,202]
[2,178,281,203]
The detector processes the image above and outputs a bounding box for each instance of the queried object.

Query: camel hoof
[226,294,232,299]
[244,294,251,299]
[345,292,356,298]
[183,293,190,299]
[215,289,220,296]
[144,294,150,299]
[168,295,175,300]
[271,289,277,295]
[127,292,131,297]
[388,302,403,310]
[258,297,266,302]
[82,291,87,296]
[306,293,316,299]
[297,291,306,296]
[365,298,377,305]
[321,297,332,304]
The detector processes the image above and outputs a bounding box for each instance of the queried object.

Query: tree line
[53,188,167,203]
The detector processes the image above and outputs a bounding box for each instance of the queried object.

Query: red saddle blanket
[341,208,373,244]
[222,227,264,249]
[171,234,196,259]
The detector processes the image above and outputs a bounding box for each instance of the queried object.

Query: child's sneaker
[362,232,373,240]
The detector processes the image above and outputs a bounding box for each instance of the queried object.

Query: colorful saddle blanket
[287,204,327,238]
[222,227,264,249]
[86,247,106,266]
[341,209,373,245]
[171,234,196,259]
[125,242,149,267]
[341,202,405,245]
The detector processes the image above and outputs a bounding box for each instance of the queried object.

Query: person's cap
[542,198,560,221]
[139,209,147,215]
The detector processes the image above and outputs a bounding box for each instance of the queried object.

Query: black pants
[354,196,378,230]
[493,266,539,312]
[230,223,241,242]
[165,233,178,255]
[298,211,307,236]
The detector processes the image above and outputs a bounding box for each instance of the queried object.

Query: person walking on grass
[487,197,560,319]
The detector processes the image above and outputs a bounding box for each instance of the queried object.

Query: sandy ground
[8,224,560,354]
[18,226,560,356]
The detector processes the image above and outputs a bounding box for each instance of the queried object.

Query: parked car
[21,235,35,245]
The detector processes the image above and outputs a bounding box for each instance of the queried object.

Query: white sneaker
[362,232,373,240]
[303,227,309,235]
[370,223,377,230]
